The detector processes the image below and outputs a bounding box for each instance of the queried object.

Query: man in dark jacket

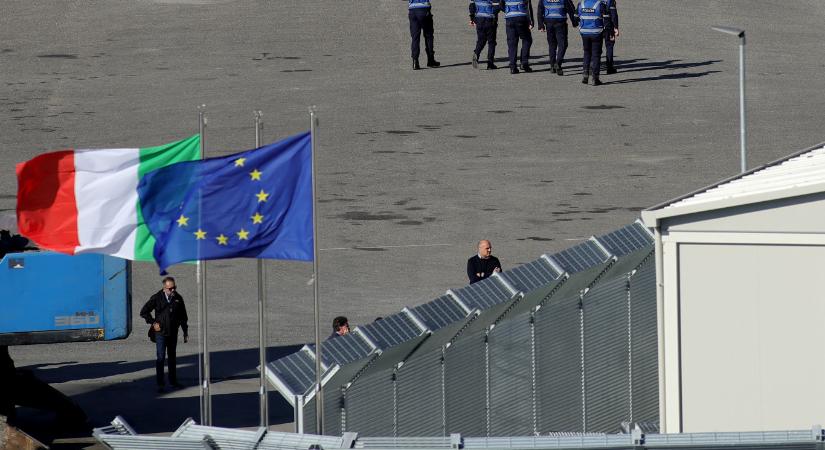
[469,0,502,70]
[467,239,502,284]
[603,0,619,74]
[328,316,350,340]
[140,276,188,392]
[537,0,578,75]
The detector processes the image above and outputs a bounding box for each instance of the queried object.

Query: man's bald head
[477,240,492,259]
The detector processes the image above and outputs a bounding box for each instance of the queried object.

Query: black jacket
[140,290,189,337]
[467,255,502,284]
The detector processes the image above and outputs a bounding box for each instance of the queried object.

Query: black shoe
[171,382,185,389]
[556,66,564,75]
[472,53,479,69]
[606,66,617,74]
[550,63,557,73]
[486,62,498,70]
[510,66,519,74]
[581,76,589,84]
[592,77,603,86]
[412,58,420,70]
[157,385,166,393]
[520,65,533,73]
[426,54,440,67]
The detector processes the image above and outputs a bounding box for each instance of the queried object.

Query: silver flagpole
[197,105,212,426]
[255,110,269,428]
[309,106,323,434]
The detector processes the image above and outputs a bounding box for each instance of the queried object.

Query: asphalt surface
[2,0,825,446]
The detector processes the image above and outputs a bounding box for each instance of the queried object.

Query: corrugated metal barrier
[266,222,662,436]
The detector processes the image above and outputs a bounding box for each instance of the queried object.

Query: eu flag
[137,132,313,274]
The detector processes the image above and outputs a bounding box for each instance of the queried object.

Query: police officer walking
[603,0,619,74]
[576,0,612,85]
[503,0,535,74]
[537,0,578,75]
[470,0,502,70]
[409,0,441,70]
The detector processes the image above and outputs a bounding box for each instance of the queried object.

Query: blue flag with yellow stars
[137,131,313,274]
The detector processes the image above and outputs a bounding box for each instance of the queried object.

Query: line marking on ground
[320,243,452,251]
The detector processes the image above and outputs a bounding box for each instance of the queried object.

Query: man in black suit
[467,239,502,284]
[140,276,188,392]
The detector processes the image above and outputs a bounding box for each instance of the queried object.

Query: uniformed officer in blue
[537,0,578,75]
[503,0,535,74]
[575,0,612,85]
[603,0,619,74]
[408,0,441,70]
[469,0,502,70]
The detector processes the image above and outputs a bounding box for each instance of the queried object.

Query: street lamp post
[712,26,747,173]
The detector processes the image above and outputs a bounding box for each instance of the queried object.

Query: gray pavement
[1,0,824,446]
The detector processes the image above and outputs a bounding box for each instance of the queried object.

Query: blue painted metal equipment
[0,251,131,345]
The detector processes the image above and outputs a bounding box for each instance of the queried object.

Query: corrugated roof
[642,142,825,224]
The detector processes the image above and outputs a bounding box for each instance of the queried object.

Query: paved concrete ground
[1,0,824,446]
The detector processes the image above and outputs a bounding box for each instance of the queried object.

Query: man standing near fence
[467,239,502,284]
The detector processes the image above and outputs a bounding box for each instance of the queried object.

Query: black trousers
[505,16,532,68]
[155,333,178,386]
[604,32,615,66]
[581,33,603,75]
[544,19,568,66]
[409,9,434,59]
[473,17,498,62]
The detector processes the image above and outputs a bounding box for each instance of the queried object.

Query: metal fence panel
[359,312,423,350]
[552,241,609,274]
[319,332,375,366]
[583,275,631,433]
[268,349,317,397]
[344,366,396,436]
[303,381,347,437]
[396,347,445,436]
[451,276,514,310]
[410,295,470,332]
[488,312,535,436]
[302,396,318,435]
[499,258,561,294]
[629,259,658,423]
[535,292,583,432]
[320,353,383,437]
[258,431,344,450]
[355,436,456,448]
[596,222,653,257]
[444,330,487,436]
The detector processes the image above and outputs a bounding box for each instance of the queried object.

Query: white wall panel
[678,243,825,432]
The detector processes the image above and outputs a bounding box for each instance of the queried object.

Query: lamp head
[711,26,745,38]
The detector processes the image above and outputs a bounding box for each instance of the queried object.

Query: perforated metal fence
[267,222,659,436]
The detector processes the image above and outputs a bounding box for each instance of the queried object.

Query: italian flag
[16,135,200,261]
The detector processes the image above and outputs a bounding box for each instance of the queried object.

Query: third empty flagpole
[255,110,269,428]
[197,105,212,426]
[309,106,324,434]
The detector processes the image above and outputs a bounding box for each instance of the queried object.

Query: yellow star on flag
[250,169,262,181]
[251,212,264,224]
[176,214,189,227]
[216,234,229,245]
[255,189,269,203]
[194,229,207,240]
[237,228,250,240]
[234,157,246,167]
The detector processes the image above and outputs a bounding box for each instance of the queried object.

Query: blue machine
[0,251,131,345]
